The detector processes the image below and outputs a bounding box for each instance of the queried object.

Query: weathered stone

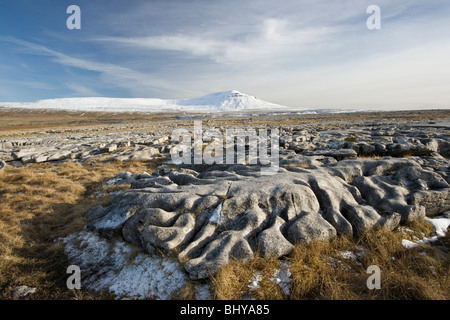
[0,141,13,149]
[11,149,37,161]
[358,143,376,156]
[100,143,118,153]
[0,151,14,162]
[352,164,450,222]
[257,216,294,258]
[152,136,169,145]
[407,189,450,217]
[436,139,450,157]
[130,147,160,160]
[421,138,439,153]
[280,135,293,146]
[47,149,72,162]
[184,207,266,280]
[286,211,336,244]
[373,142,387,155]
[386,143,411,157]
[302,148,357,159]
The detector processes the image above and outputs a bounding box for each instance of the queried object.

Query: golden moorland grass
[0,159,159,299]
[212,223,449,300]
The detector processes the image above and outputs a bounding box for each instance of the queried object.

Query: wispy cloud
[96,18,337,65]
[0,78,55,91]
[64,82,100,97]
[0,36,176,97]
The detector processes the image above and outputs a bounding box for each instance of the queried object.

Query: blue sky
[0,0,449,109]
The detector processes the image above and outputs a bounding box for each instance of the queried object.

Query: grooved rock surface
[84,158,449,280]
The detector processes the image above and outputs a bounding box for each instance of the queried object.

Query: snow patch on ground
[246,262,292,297]
[270,262,292,296]
[425,215,450,237]
[339,246,365,267]
[106,177,123,186]
[339,250,358,260]
[401,238,431,249]
[401,213,450,249]
[195,284,212,300]
[61,230,188,300]
[248,271,264,292]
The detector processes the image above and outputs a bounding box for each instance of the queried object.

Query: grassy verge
[0,159,159,299]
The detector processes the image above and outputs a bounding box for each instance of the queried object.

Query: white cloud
[0,37,177,97]
[96,18,337,66]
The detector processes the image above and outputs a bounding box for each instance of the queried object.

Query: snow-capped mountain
[0,90,300,113]
[172,90,289,112]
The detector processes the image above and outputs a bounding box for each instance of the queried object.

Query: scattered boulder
[436,139,450,157]
[100,143,118,153]
[130,147,160,160]
[358,143,376,156]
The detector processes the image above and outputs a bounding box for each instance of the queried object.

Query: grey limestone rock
[257,216,294,258]
[286,211,337,244]
[82,159,441,279]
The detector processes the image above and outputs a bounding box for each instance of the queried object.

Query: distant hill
[0,90,306,113]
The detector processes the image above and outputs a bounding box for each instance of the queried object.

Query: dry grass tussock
[212,223,449,300]
[0,159,159,299]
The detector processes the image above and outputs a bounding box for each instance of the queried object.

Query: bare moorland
[0,108,449,300]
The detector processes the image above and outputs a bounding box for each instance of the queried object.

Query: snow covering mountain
[0,90,301,113]
[173,90,290,112]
